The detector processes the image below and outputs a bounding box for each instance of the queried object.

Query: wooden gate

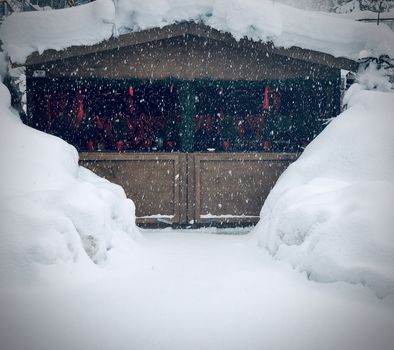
[80,152,297,226]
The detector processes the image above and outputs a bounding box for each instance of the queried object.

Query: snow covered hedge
[254,85,394,298]
[0,81,140,285]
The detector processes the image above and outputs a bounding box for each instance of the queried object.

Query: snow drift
[1,0,394,64]
[254,85,394,298]
[0,81,140,285]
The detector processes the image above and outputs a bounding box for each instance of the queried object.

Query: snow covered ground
[1,227,394,350]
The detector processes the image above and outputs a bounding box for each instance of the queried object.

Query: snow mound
[0,0,115,64]
[0,82,140,285]
[254,86,394,298]
[1,0,394,64]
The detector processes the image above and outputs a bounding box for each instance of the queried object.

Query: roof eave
[25,22,358,72]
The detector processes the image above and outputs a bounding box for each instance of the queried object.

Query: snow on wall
[1,0,394,65]
[0,81,140,285]
[254,85,394,298]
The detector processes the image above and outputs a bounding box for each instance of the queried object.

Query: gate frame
[80,152,298,227]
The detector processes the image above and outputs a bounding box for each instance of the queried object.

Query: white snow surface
[1,228,394,350]
[0,81,140,286]
[1,0,394,64]
[254,86,394,298]
[0,0,115,64]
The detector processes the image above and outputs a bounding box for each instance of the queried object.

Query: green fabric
[178,82,196,152]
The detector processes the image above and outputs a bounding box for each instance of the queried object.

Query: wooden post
[178,81,195,152]
[378,1,382,25]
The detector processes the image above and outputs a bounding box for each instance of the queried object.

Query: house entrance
[80,151,297,226]
[26,77,337,226]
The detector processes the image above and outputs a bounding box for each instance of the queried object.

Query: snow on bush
[254,84,394,298]
[1,0,394,64]
[0,81,140,285]
[357,60,393,91]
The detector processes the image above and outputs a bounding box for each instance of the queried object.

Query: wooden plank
[191,152,298,225]
[79,152,184,225]
[186,153,196,225]
[179,153,188,225]
[79,151,298,226]
[194,152,202,225]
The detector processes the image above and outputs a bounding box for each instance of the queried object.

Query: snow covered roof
[24,22,357,72]
[1,0,394,65]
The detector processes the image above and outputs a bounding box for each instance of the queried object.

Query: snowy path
[1,228,394,350]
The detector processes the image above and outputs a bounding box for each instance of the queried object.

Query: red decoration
[223,140,231,152]
[115,140,125,152]
[263,86,281,111]
[195,115,214,133]
[126,96,136,114]
[76,93,84,124]
[129,86,134,97]
[263,86,271,111]
[86,141,94,151]
[263,140,270,151]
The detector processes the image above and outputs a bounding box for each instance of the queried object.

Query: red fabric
[264,86,281,111]
[195,115,214,132]
[76,93,84,124]
[263,86,271,111]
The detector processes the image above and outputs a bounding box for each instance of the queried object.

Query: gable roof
[26,22,357,72]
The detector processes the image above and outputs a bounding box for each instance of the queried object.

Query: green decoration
[178,81,196,152]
